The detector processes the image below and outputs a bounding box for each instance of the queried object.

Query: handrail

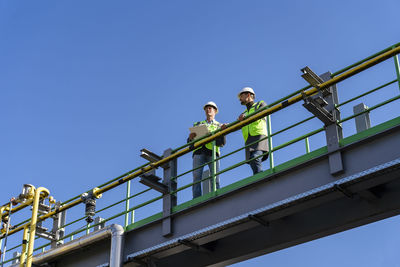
[337,79,397,108]
[331,42,400,77]
[4,44,400,239]
[96,45,400,197]
[339,95,400,124]
[1,43,400,265]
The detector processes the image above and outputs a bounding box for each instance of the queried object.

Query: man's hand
[238,114,246,121]
[220,123,228,130]
[189,132,197,140]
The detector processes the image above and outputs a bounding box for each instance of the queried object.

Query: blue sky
[1,1,400,266]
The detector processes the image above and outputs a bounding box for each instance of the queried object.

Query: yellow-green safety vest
[193,120,221,154]
[241,101,268,142]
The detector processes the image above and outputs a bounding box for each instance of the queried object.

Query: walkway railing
[1,42,400,266]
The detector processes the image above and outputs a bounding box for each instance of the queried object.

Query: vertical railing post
[394,53,400,91]
[162,148,177,237]
[129,181,135,224]
[305,137,310,153]
[266,115,274,169]
[124,181,131,228]
[130,206,135,225]
[211,141,217,192]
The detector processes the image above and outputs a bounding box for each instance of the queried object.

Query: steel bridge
[1,43,400,267]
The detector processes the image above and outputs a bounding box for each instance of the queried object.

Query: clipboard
[189,124,210,140]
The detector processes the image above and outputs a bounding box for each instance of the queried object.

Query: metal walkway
[27,117,400,267]
[1,43,400,267]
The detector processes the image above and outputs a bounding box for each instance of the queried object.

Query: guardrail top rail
[1,42,400,266]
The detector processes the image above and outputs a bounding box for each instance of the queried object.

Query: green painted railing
[1,42,400,265]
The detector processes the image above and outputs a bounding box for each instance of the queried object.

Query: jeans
[192,153,220,198]
[249,150,264,175]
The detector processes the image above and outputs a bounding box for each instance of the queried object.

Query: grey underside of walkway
[45,123,400,267]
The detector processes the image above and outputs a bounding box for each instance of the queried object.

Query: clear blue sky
[1,1,400,266]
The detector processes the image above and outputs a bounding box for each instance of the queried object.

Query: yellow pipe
[0,206,10,236]
[1,185,36,220]
[25,187,49,267]
[19,226,29,267]
[6,198,81,237]
[1,199,34,220]
[0,206,9,221]
[0,205,10,221]
[3,44,400,240]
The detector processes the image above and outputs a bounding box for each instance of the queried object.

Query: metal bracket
[36,199,59,243]
[140,148,162,163]
[38,202,51,215]
[301,66,332,96]
[93,216,106,231]
[50,201,66,248]
[140,148,169,169]
[35,229,56,241]
[303,96,335,125]
[139,169,168,194]
[178,239,212,254]
[248,214,269,227]
[12,251,21,264]
[302,70,344,175]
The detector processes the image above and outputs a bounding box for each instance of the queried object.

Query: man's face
[239,92,251,105]
[204,106,217,117]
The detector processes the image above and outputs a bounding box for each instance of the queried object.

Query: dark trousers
[249,150,265,174]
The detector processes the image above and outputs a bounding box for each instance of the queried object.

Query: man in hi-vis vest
[188,101,226,198]
[237,87,269,174]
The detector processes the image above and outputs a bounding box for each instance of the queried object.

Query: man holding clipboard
[188,101,226,198]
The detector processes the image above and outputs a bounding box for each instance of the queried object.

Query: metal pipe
[1,199,34,221]
[331,42,400,76]
[19,226,29,267]
[28,224,124,267]
[25,187,49,267]
[97,45,400,196]
[4,44,400,240]
[109,224,124,267]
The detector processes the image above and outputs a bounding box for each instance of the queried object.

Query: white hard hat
[203,101,218,113]
[238,87,256,99]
